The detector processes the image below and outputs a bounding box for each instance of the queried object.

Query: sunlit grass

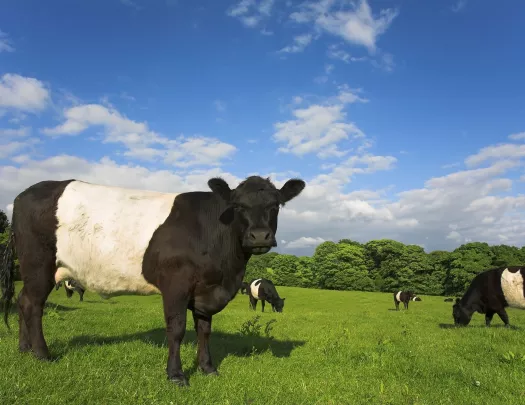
[1,282,525,404]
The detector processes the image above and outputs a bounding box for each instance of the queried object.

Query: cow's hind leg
[78,289,84,302]
[261,299,265,312]
[249,295,257,311]
[17,290,31,353]
[496,308,510,328]
[17,258,55,360]
[162,291,190,386]
[193,312,218,376]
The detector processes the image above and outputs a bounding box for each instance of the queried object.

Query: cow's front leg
[193,312,218,376]
[485,311,495,327]
[162,293,189,386]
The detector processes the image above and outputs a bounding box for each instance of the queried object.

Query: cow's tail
[1,228,16,329]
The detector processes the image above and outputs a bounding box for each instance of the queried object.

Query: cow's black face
[273,297,285,312]
[208,175,305,255]
[452,299,471,326]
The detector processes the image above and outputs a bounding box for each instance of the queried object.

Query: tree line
[1,209,523,296]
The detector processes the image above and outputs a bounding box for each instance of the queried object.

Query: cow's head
[208,175,305,255]
[273,297,285,312]
[452,298,472,326]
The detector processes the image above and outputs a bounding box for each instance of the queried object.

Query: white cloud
[272,86,368,158]
[285,236,327,249]
[290,0,398,53]
[0,29,15,53]
[0,74,50,113]
[121,0,142,10]
[508,132,525,141]
[278,33,314,53]
[214,99,227,112]
[0,127,31,138]
[227,0,276,28]
[451,0,467,13]
[42,103,237,168]
[465,143,525,167]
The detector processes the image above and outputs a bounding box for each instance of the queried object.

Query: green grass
[1,283,525,405]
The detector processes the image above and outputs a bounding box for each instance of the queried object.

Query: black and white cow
[452,266,525,327]
[246,278,285,312]
[55,279,85,302]
[412,296,422,302]
[393,291,420,310]
[0,175,305,386]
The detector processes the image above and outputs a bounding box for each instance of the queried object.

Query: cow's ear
[282,297,286,301]
[219,206,235,225]
[208,177,232,201]
[279,179,306,204]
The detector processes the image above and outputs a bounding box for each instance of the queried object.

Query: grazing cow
[444,298,454,302]
[55,280,85,302]
[412,296,422,302]
[0,175,305,386]
[239,281,250,295]
[393,291,419,310]
[452,266,525,327]
[246,278,285,312]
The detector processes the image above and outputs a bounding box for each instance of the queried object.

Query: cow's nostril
[249,233,256,240]
[264,232,270,240]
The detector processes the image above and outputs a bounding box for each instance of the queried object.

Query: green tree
[271,254,301,287]
[448,242,495,294]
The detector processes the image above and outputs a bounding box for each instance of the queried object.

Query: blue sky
[1,0,525,255]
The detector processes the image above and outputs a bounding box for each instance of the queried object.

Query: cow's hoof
[33,349,52,361]
[200,366,218,376]
[19,343,32,353]
[168,375,189,387]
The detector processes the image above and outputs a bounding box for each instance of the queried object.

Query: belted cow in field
[55,279,85,302]
[452,266,525,327]
[0,175,305,386]
[393,290,420,310]
[246,278,285,312]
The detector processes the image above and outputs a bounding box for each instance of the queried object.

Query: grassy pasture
[1,282,525,405]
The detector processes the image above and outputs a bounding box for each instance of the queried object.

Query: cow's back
[55,181,178,297]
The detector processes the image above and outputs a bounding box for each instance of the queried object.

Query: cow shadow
[439,323,521,330]
[63,328,306,375]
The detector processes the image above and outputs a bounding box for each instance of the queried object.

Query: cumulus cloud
[42,103,238,168]
[285,236,328,249]
[289,0,398,53]
[0,73,50,112]
[272,85,368,158]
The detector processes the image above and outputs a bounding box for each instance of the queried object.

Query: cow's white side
[250,279,262,300]
[501,268,525,309]
[55,181,178,297]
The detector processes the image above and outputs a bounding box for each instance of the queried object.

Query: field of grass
[1,282,525,405]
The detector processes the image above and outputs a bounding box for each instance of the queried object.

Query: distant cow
[55,280,85,302]
[444,298,454,302]
[0,175,305,386]
[412,296,422,302]
[246,278,285,312]
[394,291,419,310]
[453,266,525,327]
